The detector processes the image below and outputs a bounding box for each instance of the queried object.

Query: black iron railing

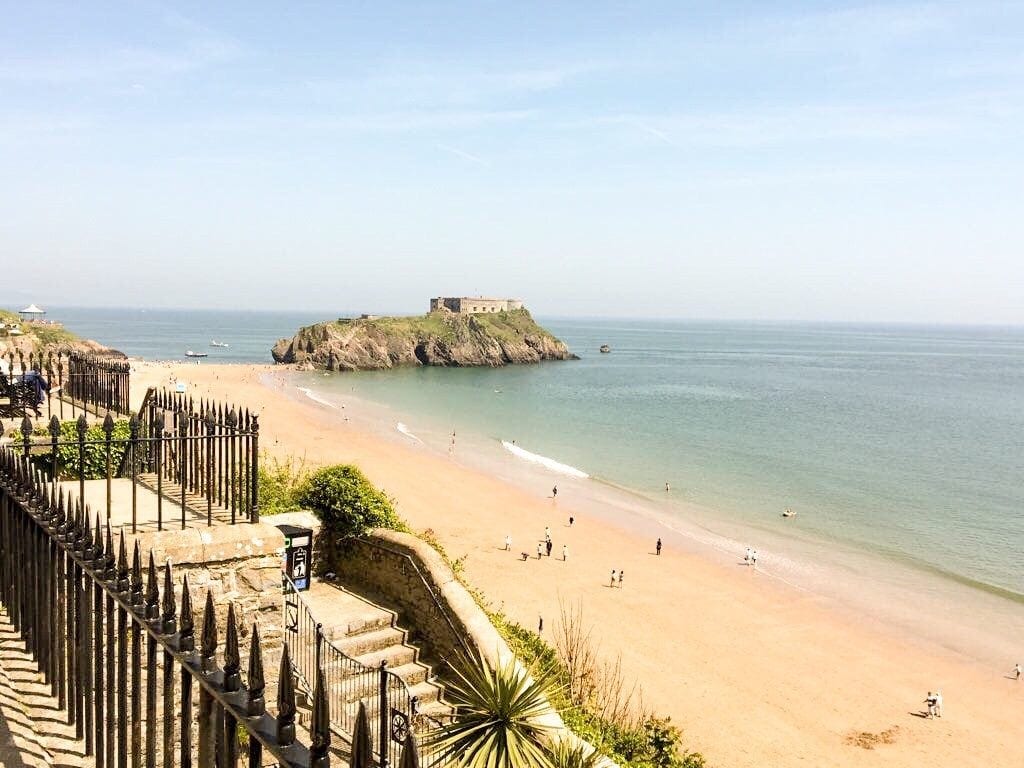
[0,448,332,768]
[14,393,258,532]
[142,389,259,524]
[0,349,130,421]
[283,578,435,768]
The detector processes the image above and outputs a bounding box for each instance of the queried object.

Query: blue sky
[2,1,1022,322]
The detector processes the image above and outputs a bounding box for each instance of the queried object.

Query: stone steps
[297,582,452,731]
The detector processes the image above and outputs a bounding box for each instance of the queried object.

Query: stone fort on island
[429,296,524,314]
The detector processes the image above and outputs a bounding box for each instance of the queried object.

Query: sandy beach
[131,361,1024,768]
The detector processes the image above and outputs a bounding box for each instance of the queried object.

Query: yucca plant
[546,739,603,768]
[426,650,560,768]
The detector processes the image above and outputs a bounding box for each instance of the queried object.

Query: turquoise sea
[51,307,1024,660]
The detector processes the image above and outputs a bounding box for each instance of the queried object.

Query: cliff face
[272,310,576,370]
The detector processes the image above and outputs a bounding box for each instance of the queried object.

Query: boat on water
[185,350,208,358]
[210,340,230,348]
[599,344,611,353]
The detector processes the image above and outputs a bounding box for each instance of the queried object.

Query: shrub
[31,419,131,480]
[297,464,404,537]
[257,453,309,516]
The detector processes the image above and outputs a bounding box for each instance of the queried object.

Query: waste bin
[277,524,313,592]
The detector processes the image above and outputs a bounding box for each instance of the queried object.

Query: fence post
[379,660,390,768]
[49,416,61,482]
[21,415,32,457]
[205,410,214,526]
[129,414,139,534]
[103,412,114,523]
[250,415,259,523]
[76,414,88,516]
[155,418,164,532]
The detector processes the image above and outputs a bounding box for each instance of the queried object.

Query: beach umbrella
[350,700,373,768]
[399,732,420,768]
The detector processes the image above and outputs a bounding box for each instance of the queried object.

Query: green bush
[257,453,309,516]
[297,464,404,537]
[31,419,131,480]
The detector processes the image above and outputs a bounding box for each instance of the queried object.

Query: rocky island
[272,298,576,371]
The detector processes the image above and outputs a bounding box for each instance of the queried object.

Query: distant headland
[271,298,576,370]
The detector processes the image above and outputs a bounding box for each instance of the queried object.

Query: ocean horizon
[37,305,1024,663]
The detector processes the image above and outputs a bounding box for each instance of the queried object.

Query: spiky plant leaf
[426,650,559,768]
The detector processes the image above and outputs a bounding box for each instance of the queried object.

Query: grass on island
[260,454,707,768]
[322,309,558,345]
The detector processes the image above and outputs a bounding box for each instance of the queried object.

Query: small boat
[185,350,208,358]
[210,340,229,348]
[599,344,611,353]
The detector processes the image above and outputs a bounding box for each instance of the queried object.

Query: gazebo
[18,304,46,322]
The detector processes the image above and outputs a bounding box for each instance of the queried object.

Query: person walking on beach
[618,570,624,588]
[552,485,558,498]
[610,569,617,587]
[537,543,543,559]
[665,482,670,492]
[656,538,662,556]
[934,690,943,718]
[569,516,574,527]
[545,526,551,541]
[924,692,936,718]
[563,544,568,561]
[546,539,553,557]
[744,547,752,565]
[1014,663,1021,681]
[505,534,512,551]
[538,615,543,632]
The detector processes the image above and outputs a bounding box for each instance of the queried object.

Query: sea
[51,306,1024,665]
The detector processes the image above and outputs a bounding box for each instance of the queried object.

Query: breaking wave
[501,441,589,479]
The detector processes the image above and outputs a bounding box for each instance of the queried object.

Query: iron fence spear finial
[200,591,217,673]
[145,550,160,620]
[276,643,296,746]
[130,541,144,607]
[224,604,241,692]
[246,623,265,717]
[179,576,195,653]
[161,560,176,634]
[310,665,331,768]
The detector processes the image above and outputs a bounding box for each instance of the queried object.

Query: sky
[1,1,1022,322]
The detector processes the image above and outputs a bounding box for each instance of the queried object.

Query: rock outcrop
[272,310,576,370]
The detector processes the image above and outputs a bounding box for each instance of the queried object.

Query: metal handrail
[358,537,474,657]
[282,574,433,767]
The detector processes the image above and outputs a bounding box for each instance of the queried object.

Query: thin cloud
[436,144,489,167]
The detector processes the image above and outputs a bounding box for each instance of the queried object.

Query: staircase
[294,583,450,732]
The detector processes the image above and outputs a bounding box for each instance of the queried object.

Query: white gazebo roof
[19,304,45,314]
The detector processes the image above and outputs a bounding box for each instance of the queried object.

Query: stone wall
[125,522,287,667]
